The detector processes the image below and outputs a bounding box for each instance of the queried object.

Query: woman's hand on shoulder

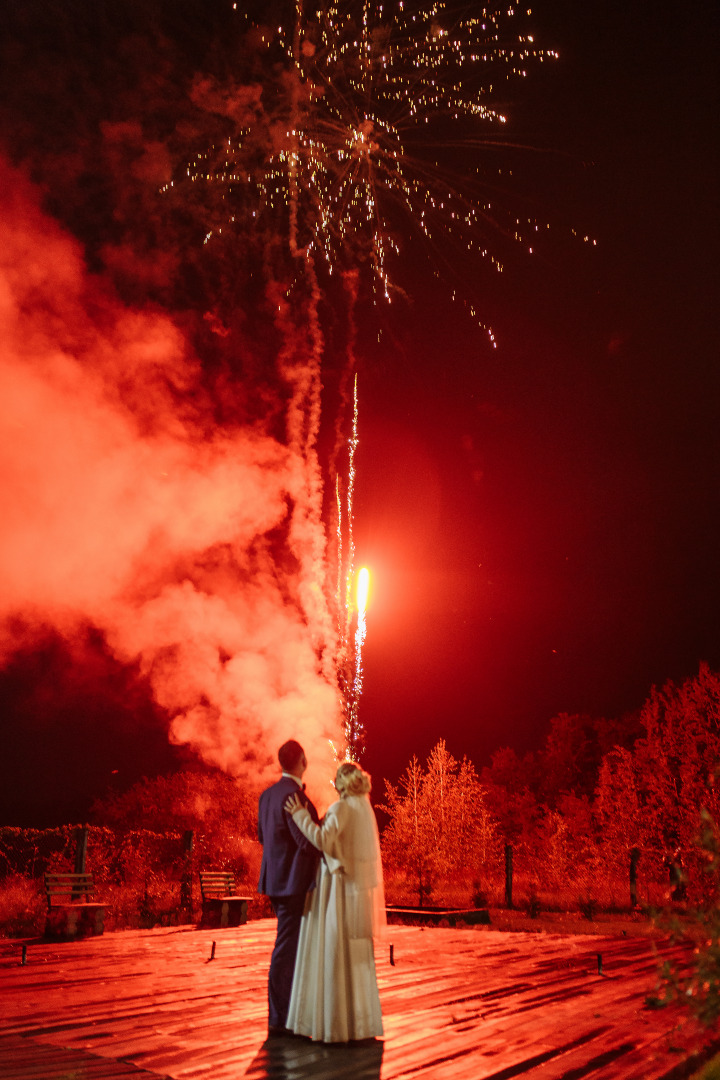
[284,793,303,816]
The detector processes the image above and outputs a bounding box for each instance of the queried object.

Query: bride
[283,761,385,1043]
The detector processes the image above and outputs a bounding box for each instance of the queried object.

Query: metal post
[629,847,640,909]
[180,830,194,919]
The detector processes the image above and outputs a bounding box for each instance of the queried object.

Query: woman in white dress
[283,761,385,1043]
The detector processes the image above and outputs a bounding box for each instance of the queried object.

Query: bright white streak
[350,564,369,756]
[356,566,370,615]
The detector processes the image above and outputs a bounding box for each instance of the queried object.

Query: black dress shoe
[268,1025,292,1037]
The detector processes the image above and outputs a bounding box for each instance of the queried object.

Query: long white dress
[286,794,385,1043]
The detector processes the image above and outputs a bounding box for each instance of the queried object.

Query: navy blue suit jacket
[257,776,320,898]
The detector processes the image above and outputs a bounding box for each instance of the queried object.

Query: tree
[381,756,435,906]
[535,713,609,807]
[594,745,649,867]
[480,746,540,844]
[594,665,720,901]
[91,768,259,877]
[381,741,497,906]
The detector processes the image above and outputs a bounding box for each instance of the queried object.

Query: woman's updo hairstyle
[335,761,371,796]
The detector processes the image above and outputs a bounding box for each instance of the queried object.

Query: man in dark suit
[258,739,320,1033]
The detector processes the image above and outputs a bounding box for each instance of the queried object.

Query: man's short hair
[278,739,305,773]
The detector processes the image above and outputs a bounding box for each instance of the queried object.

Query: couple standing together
[257,739,385,1043]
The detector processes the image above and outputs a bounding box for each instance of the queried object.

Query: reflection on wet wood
[0,921,716,1079]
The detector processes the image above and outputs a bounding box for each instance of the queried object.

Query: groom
[258,739,320,1034]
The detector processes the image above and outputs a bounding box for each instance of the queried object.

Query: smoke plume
[0,158,341,800]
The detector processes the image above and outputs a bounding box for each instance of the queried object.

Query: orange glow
[356,567,370,615]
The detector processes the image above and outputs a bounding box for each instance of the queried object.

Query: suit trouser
[268,893,306,1028]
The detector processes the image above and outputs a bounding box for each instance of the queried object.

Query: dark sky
[357,0,720,787]
[0,0,718,823]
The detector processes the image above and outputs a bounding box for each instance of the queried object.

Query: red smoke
[0,158,341,802]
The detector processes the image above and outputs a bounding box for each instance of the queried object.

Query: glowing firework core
[357,566,370,615]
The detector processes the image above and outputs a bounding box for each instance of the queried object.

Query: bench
[44,873,106,940]
[386,906,491,927]
[199,872,251,928]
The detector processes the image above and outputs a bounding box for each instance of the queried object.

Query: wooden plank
[0,923,715,1080]
[242,1036,386,1080]
[0,1034,170,1079]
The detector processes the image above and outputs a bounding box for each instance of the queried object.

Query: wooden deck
[0,920,718,1079]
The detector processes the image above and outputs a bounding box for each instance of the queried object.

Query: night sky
[0,0,718,824]
[358,0,720,787]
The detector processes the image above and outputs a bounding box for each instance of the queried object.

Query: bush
[648,808,720,1027]
[0,874,45,938]
[0,821,266,935]
[472,883,490,909]
[578,896,599,921]
[527,892,542,919]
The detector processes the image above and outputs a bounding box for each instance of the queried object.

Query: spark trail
[347,565,370,759]
[336,374,364,754]
[181,0,564,324]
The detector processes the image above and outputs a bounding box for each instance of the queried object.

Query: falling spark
[181,0,562,333]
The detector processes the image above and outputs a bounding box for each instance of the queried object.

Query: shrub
[648,808,720,1027]
[0,874,45,938]
[527,892,542,919]
[472,883,490,909]
[578,896,599,921]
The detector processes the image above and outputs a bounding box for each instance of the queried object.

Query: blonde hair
[335,761,371,797]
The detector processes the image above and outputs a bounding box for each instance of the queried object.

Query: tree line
[381,664,720,910]
[83,664,720,913]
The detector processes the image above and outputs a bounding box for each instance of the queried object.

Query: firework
[182,0,560,315]
[172,1,567,755]
[336,374,364,754]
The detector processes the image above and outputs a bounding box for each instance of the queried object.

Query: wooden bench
[386,906,491,927]
[199,872,251,928]
[44,873,106,940]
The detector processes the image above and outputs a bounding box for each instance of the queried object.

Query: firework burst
[170,1,566,757]
[181,0,560,312]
